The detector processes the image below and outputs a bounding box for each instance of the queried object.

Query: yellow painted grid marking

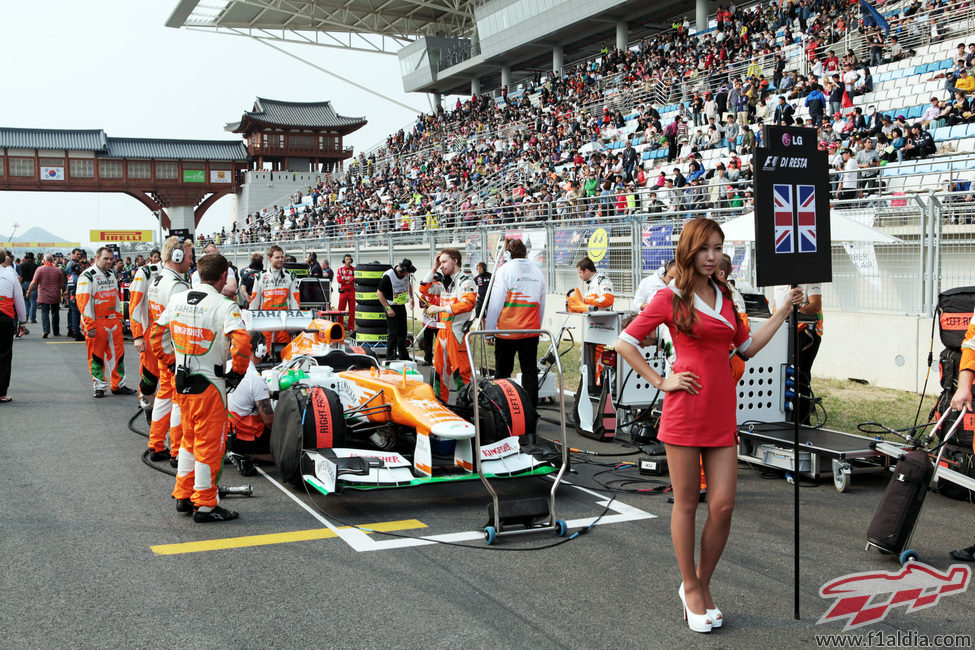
[151,519,426,555]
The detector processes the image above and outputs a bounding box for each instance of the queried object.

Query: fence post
[926,191,938,317]
[931,193,944,309]
[388,236,394,266]
[916,195,928,316]
[354,236,361,264]
[631,218,642,293]
[545,222,556,287]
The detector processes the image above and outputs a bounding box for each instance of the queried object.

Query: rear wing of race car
[242,309,317,332]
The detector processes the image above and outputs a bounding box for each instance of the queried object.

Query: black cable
[130,409,178,477]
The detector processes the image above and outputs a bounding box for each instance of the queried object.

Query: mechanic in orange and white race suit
[335,253,355,332]
[248,244,299,351]
[150,253,251,522]
[76,247,135,398]
[576,256,615,310]
[424,248,477,403]
[225,331,275,477]
[128,254,161,417]
[145,237,194,462]
[417,263,444,366]
[484,238,546,407]
[949,315,975,561]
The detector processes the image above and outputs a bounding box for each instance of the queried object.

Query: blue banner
[859,0,890,35]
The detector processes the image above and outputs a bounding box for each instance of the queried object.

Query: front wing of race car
[302,436,559,495]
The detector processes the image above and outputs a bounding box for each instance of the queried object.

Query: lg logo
[782,133,804,147]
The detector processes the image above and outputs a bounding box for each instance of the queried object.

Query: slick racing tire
[355,283,382,305]
[270,386,346,487]
[354,263,390,289]
[353,330,388,343]
[355,303,386,326]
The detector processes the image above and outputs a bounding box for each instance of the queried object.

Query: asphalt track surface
[2,331,974,649]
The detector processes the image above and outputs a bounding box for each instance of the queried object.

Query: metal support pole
[932,193,943,305]
[545,222,556,287]
[917,195,928,315]
[631,219,642,295]
[790,296,801,621]
[927,191,937,317]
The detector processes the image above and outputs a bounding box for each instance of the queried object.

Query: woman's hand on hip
[659,371,702,395]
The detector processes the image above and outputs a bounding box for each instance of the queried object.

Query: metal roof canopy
[166,0,484,55]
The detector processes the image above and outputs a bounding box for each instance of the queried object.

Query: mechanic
[633,259,677,311]
[426,248,477,403]
[576,257,615,311]
[774,282,824,425]
[191,243,238,299]
[76,247,135,398]
[484,239,546,407]
[336,254,355,332]
[127,252,161,418]
[150,252,251,523]
[226,331,274,477]
[377,258,416,361]
[145,237,194,462]
[417,263,445,367]
[306,252,323,278]
[238,253,263,307]
[0,249,27,403]
[249,244,300,352]
[948,315,975,562]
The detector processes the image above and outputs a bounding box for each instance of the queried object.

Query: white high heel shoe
[707,606,723,628]
[678,583,712,633]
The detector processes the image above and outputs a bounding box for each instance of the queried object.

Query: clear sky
[0,0,429,244]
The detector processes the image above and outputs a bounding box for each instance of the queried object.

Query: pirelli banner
[90,229,154,243]
[753,126,832,287]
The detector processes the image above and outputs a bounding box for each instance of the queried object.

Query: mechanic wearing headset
[249,244,300,352]
[569,257,614,312]
[77,247,135,398]
[150,253,251,522]
[336,254,355,331]
[949,315,975,562]
[484,238,546,408]
[128,253,162,419]
[634,259,676,312]
[226,331,274,477]
[377,259,416,361]
[145,237,194,463]
[425,248,477,403]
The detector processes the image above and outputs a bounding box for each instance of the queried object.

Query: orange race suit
[583,272,615,310]
[336,264,355,331]
[249,266,300,348]
[146,266,191,457]
[428,269,477,403]
[128,263,160,401]
[77,266,126,392]
[150,284,251,510]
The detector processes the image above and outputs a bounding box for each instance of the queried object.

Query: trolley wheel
[899,549,919,564]
[483,526,497,545]
[832,460,851,493]
[555,519,568,537]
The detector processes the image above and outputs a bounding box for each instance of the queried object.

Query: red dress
[620,282,752,447]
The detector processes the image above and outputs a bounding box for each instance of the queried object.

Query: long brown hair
[672,218,734,335]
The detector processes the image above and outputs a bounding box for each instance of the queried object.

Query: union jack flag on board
[773,184,794,254]
[796,185,817,253]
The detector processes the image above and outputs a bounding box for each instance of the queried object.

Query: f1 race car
[247,310,563,496]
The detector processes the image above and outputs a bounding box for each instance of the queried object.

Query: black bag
[866,450,933,554]
[936,286,975,351]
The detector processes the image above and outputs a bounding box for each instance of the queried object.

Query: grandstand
[189,0,975,393]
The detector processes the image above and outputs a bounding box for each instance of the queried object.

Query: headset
[172,247,184,264]
[250,330,267,361]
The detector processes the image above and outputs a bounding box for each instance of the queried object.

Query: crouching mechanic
[425,248,477,403]
[568,257,614,312]
[151,253,251,522]
[145,237,194,463]
[226,331,274,477]
[77,247,136,397]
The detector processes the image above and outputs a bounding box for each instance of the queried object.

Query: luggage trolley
[466,328,571,545]
[869,407,975,564]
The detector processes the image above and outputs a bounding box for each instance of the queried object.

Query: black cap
[399,258,417,273]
